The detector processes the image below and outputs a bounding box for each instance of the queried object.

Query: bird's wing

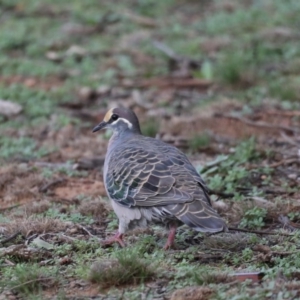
[106,146,207,208]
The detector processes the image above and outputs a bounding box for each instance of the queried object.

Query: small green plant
[209,166,248,194]
[203,137,265,198]
[216,51,250,85]
[0,213,10,223]
[170,264,200,289]
[233,137,258,163]
[240,207,267,229]
[269,78,299,102]
[55,244,73,257]
[288,211,300,222]
[142,118,160,137]
[188,133,210,151]
[241,247,254,261]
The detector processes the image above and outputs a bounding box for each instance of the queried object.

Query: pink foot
[163,225,177,250]
[101,232,125,247]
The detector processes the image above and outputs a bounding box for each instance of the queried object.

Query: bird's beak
[92,121,107,132]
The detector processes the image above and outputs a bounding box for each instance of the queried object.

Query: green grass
[0,0,299,131]
[45,208,94,224]
[0,263,59,296]
[0,136,52,160]
[188,133,211,151]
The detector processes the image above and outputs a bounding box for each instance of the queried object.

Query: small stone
[288,173,297,180]
[64,221,74,228]
[0,100,23,117]
[61,22,94,35]
[213,200,229,211]
[59,256,72,265]
[24,78,37,87]
[65,45,87,57]
[78,86,94,101]
[68,227,78,234]
[46,51,62,62]
[96,85,111,96]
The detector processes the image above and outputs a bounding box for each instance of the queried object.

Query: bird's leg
[101,231,125,247]
[164,224,177,250]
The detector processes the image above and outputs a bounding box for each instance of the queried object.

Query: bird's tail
[167,201,227,233]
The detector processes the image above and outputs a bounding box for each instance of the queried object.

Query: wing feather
[106,145,195,207]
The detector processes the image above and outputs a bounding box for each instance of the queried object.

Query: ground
[0,0,300,299]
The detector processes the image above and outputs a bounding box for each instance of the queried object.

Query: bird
[92,107,227,249]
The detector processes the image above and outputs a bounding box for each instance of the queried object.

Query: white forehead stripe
[114,117,133,129]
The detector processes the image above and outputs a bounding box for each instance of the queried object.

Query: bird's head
[92,107,141,135]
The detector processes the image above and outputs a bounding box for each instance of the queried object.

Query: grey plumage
[93,107,227,248]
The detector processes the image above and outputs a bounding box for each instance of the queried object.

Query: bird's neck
[108,129,137,150]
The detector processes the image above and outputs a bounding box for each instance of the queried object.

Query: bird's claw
[101,232,125,248]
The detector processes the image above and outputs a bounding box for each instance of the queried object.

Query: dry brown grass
[0,164,44,206]
[213,199,246,225]
[202,233,253,251]
[77,197,110,218]
[23,200,51,215]
[89,251,155,288]
[171,286,214,300]
[2,215,67,237]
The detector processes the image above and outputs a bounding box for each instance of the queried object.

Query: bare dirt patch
[164,100,300,140]
[53,178,106,200]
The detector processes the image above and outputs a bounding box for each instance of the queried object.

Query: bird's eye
[111,114,119,121]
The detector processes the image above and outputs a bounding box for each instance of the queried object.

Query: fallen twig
[264,189,294,195]
[266,110,300,117]
[209,190,234,199]
[278,214,300,231]
[76,224,100,240]
[10,277,52,291]
[193,254,223,261]
[0,244,25,257]
[272,250,299,255]
[122,77,212,89]
[280,131,300,147]
[268,158,300,168]
[0,204,21,212]
[122,10,157,27]
[215,113,300,134]
[0,231,21,245]
[4,258,15,266]
[153,40,179,60]
[228,227,293,236]
[77,156,105,170]
[59,233,78,242]
[200,155,229,174]
[39,178,66,193]
[152,40,202,70]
